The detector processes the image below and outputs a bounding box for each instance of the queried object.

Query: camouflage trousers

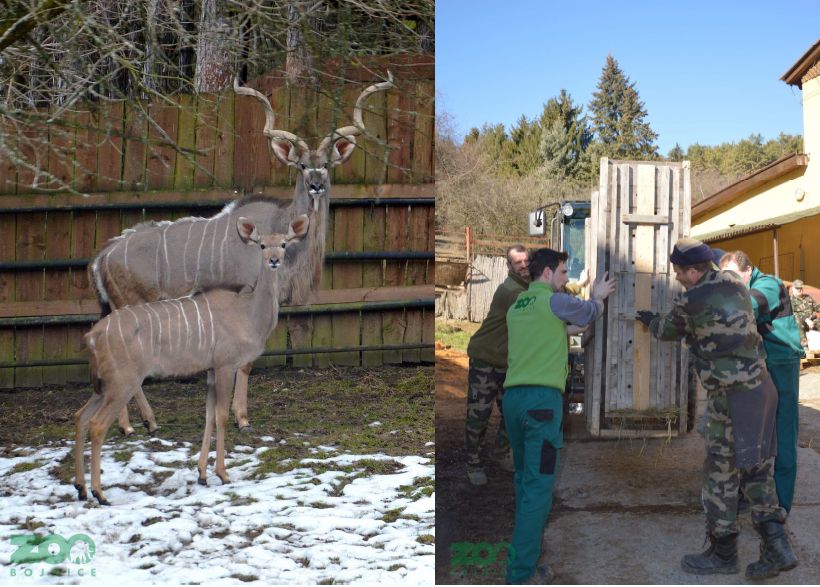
[702,391,786,537]
[465,359,510,467]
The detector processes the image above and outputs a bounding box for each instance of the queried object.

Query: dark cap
[670,237,712,266]
[711,248,726,266]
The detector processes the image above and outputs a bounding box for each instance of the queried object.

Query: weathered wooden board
[585,158,691,436]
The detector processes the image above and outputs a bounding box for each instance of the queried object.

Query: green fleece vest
[504,281,568,391]
[467,271,528,368]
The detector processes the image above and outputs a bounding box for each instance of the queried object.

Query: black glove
[636,310,658,326]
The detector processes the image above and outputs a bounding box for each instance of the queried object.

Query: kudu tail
[88,255,113,318]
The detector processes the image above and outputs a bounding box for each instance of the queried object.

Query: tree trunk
[194,0,234,93]
[285,1,315,86]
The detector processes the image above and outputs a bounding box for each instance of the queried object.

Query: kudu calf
[88,73,394,435]
[75,215,310,506]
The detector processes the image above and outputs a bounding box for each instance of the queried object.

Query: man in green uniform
[640,239,796,579]
[464,245,529,486]
[719,251,804,514]
[503,248,615,584]
[790,279,819,350]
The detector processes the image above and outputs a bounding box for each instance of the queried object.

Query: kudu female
[75,215,310,506]
[88,73,394,435]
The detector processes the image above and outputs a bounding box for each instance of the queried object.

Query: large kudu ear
[287,214,311,242]
[330,137,357,167]
[271,139,305,167]
[236,217,260,243]
[234,77,310,169]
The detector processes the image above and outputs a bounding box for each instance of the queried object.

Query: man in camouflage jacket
[637,238,796,580]
[464,245,529,486]
[790,279,819,349]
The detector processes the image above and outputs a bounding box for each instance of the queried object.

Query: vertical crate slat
[587,159,691,436]
[632,165,656,410]
[612,164,630,411]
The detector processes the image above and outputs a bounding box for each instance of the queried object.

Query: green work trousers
[502,385,563,584]
[768,361,800,512]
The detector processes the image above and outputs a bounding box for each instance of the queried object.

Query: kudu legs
[76,368,237,505]
[74,380,137,506]
[117,389,158,436]
[118,364,252,435]
[197,367,235,485]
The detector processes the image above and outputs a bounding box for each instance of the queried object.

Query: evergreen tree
[588,55,658,159]
[539,89,593,182]
[667,143,685,161]
[507,114,544,175]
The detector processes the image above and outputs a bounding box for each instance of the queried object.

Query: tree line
[436,54,802,236]
[0,0,433,192]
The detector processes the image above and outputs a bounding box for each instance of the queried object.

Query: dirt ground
[435,345,820,584]
[0,364,434,482]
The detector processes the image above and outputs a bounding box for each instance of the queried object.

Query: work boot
[492,450,515,472]
[745,521,798,579]
[466,465,487,486]
[681,533,739,575]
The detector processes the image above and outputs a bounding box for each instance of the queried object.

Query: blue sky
[436,1,820,155]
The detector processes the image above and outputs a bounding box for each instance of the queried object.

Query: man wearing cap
[637,238,796,579]
[719,251,803,516]
[464,245,529,486]
[790,279,820,350]
[503,248,616,584]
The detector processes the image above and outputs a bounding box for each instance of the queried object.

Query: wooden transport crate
[584,158,693,437]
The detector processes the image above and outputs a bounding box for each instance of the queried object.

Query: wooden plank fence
[0,56,434,388]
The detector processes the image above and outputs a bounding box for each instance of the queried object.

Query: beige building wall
[803,74,820,202]
[692,168,807,237]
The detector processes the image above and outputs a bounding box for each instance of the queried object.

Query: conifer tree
[588,55,658,159]
[539,89,593,183]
